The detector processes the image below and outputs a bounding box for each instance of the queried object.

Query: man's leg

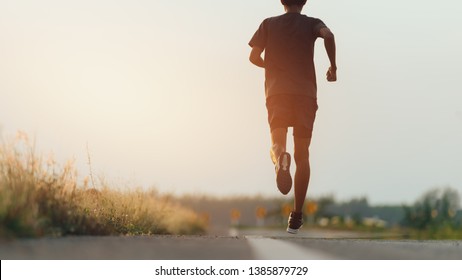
[293,136,312,213]
[270,128,287,164]
[270,128,293,194]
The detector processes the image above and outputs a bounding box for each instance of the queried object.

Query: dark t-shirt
[249,13,326,99]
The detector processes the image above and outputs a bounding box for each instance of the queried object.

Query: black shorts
[266,95,318,138]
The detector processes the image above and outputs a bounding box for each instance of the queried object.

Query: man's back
[249,13,326,98]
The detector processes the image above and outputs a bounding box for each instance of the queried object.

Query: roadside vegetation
[180,190,462,240]
[401,188,462,239]
[0,133,206,238]
[2,132,460,240]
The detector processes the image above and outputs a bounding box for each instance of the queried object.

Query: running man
[249,0,337,233]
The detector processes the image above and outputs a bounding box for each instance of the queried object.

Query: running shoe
[287,211,303,234]
[276,152,292,195]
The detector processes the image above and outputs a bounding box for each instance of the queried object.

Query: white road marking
[246,236,336,260]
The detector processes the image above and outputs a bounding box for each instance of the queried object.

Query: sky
[1,0,461,205]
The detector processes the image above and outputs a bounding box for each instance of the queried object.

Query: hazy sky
[1,0,461,204]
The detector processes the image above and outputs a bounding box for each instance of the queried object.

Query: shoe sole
[286,225,303,234]
[277,153,292,195]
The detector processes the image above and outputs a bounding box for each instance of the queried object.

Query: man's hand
[320,27,337,82]
[326,66,337,82]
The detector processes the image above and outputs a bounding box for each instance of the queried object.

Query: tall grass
[0,132,206,238]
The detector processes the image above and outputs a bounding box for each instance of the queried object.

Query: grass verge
[0,133,206,238]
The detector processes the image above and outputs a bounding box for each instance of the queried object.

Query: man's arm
[319,27,337,82]
[249,46,265,68]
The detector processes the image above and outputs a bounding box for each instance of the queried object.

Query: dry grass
[0,132,206,238]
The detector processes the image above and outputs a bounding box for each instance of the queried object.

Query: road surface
[1,228,461,259]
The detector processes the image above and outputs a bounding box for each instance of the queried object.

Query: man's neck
[284,5,303,14]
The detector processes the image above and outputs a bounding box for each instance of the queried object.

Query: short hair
[282,0,307,6]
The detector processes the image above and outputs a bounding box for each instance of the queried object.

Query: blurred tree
[314,195,336,221]
[402,187,461,230]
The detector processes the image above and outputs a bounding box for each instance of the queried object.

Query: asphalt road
[1,228,462,260]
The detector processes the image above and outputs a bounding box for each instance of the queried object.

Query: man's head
[281,0,307,7]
